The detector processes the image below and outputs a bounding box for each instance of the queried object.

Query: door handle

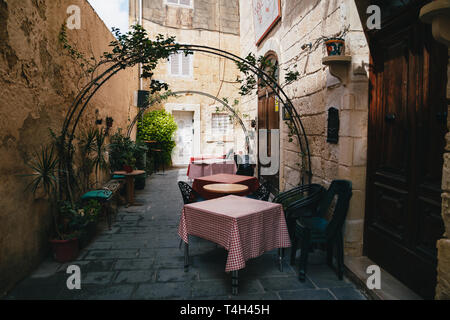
[385,114,396,122]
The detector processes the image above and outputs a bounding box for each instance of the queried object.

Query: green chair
[273,184,325,239]
[81,189,113,202]
[291,180,352,282]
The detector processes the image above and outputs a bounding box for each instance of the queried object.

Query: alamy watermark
[366,5,381,30]
[66,5,81,30]
[366,265,381,290]
[66,265,81,290]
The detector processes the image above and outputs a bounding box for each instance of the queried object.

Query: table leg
[125,176,134,207]
[278,248,284,272]
[184,241,189,272]
[232,270,239,296]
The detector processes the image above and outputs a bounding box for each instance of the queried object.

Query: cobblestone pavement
[5,169,367,300]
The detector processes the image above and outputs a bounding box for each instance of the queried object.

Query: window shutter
[179,0,191,6]
[170,53,180,75]
[181,54,191,77]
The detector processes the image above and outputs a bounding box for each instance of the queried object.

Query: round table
[203,183,249,195]
[113,170,146,206]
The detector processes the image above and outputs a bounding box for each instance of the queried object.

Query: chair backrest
[318,180,353,240]
[253,183,271,201]
[273,184,325,210]
[178,181,195,204]
[236,164,254,177]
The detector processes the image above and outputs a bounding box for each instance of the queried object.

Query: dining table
[203,183,249,195]
[193,173,260,199]
[112,170,146,206]
[187,158,236,180]
[178,195,291,295]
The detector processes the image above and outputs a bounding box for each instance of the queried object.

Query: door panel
[172,111,194,165]
[365,10,447,299]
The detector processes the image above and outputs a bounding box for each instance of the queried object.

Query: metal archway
[61,43,312,200]
[127,90,251,153]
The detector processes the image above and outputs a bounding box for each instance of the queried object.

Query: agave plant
[92,128,108,187]
[23,144,59,199]
[77,127,97,193]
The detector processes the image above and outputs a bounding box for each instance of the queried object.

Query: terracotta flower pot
[325,38,345,56]
[123,165,133,173]
[50,238,79,263]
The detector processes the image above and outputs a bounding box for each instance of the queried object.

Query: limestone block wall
[130,0,240,35]
[0,0,138,296]
[131,0,248,158]
[240,0,370,256]
[436,48,450,300]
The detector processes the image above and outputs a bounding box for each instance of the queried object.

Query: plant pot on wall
[325,37,345,56]
[50,238,79,263]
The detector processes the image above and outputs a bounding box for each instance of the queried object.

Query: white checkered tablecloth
[178,195,291,272]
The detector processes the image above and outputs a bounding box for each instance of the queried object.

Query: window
[165,0,193,9]
[212,113,232,136]
[168,52,193,77]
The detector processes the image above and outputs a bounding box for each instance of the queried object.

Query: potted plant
[324,37,346,56]
[122,151,136,173]
[50,201,84,262]
[109,129,136,173]
[23,144,84,263]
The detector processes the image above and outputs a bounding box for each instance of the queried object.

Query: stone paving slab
[3,168,368,300]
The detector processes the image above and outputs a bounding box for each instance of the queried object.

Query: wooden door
[172,111,194,165]
[258,54,280,193]
[364,7,448,299]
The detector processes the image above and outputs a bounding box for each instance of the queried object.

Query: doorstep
[344,255,422,300]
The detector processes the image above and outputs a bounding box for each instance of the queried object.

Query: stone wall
[130,0,247,159]
[436,48,450,300]
[0,0,138,296]
[130,0,240,35]
[240,0,370,256]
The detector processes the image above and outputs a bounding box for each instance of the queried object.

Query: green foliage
[23,144,59,199]
[109,129,136,171]
[137,110,177,166]
[77,128,97,192]
[92,128,108,181]
[81,199,101,224]
[235,53,300,96]
[57,200,99,239]
[134,140,149,170]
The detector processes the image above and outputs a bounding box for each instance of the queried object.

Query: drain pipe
[139,0,143,91]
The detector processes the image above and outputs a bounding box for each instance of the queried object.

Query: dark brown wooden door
[364,8,448,299]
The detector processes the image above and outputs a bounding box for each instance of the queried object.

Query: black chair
[291,180,352,282]
[178,181,205,204]
[235,154,254,177]
[273,184,325,239]
[177,181,205,249]
[246,182,270,201]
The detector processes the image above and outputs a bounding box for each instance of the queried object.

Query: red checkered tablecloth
[178,195,291,272]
